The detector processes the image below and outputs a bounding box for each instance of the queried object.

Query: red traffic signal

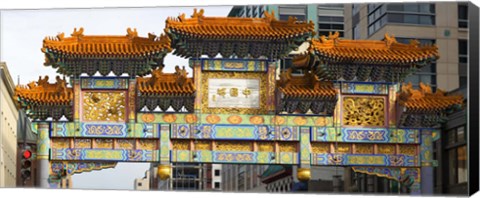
[22,150,32,159]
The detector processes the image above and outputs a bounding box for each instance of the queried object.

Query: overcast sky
[0,5,231,190]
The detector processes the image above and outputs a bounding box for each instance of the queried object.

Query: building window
[458,3,468,28]
[215,169,220,176]
[458,39,468,87]
[446,125,467,185]
[318,4,345,37]
[397,38,437,90]
[138,182,142,186]
[368,3,435,36]
[215,182,220,189]
[279,5,307,21]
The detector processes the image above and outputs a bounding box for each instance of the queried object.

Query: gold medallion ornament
[271,116,286,125]
[206,114,221,124]
[249,115,264,125]
[227,115,243,124]
[162,114,177,123]
[315,117,329,126]
[293,116,307,125]
[157,165,172,180]
[141,113,155,123]
[184,114,198,124]
[297,168,311,182]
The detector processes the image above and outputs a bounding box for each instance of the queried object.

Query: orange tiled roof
[398,82,463,112]
[310,32,439,64]
[277,69,336,98]
[137,66,195,95]
[42,28,171,56]
[165,9,315,40]
[15,76,73,105]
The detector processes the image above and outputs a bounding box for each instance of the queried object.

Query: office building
[221,164,267,192]
[0,62,19,188]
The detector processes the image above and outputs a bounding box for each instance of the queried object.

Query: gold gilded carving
[138,139,157,150]
[117,139,135,149]
[74,139,91,148]
[355,144,373,154]
[378,144,396,155]
[52,139,70,149]
[257,142,275,152]
[95,139,113,149]
[201,72,267,114]
[343,96,385,127]
[311,143,329,154]
[82,91,126,122]
[399,145,416,156]
[216,141,252,152]
[335,143,351,154]
[195,141,211,150]
[279,142,297,152]
[172,140,190,150]
[315,117,328,126]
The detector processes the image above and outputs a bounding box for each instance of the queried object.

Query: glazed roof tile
[15,76,73,105]
[310,32,439,64]
[277,69,336,99]
[165,9,315,40]
[42,28,171,56]
[137,66,195,95]
[398,82,463,112]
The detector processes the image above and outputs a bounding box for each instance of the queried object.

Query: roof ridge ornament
[56,32,65,41]
[263,10,276,22]
[71,27,84,38]
[127,28,138,39]
[191,8,205,19]
[384,33,397,47]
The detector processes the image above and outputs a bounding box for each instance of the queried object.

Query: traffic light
[21,149,33,180]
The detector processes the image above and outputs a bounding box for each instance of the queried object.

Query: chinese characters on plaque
[208,78,260,108]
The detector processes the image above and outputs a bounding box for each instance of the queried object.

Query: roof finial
[192,8,205,18]
[264,10,276,22]
[71,27,84,37]
[127,28,138,39]
[384,33,397,47]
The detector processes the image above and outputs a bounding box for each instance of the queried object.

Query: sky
[0,5,231,190]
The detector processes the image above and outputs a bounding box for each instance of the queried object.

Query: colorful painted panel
[170,124,299,141]
[50,161,117,176]
[80,78,128,89]
[202,59,267,72]
[300,127,311,165]
[50,148,159,162]
[159,125,170,163]
[171,150,297,164]
[138,113,333,127]
[313,154,417,167]
[50,122,160,138]
[312,127,419,143]
[341,82,388,95]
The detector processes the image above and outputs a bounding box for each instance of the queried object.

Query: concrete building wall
[347,2,468,92]
[134,171,150,190]
[0,62,18,188]
[221,164,267,192]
